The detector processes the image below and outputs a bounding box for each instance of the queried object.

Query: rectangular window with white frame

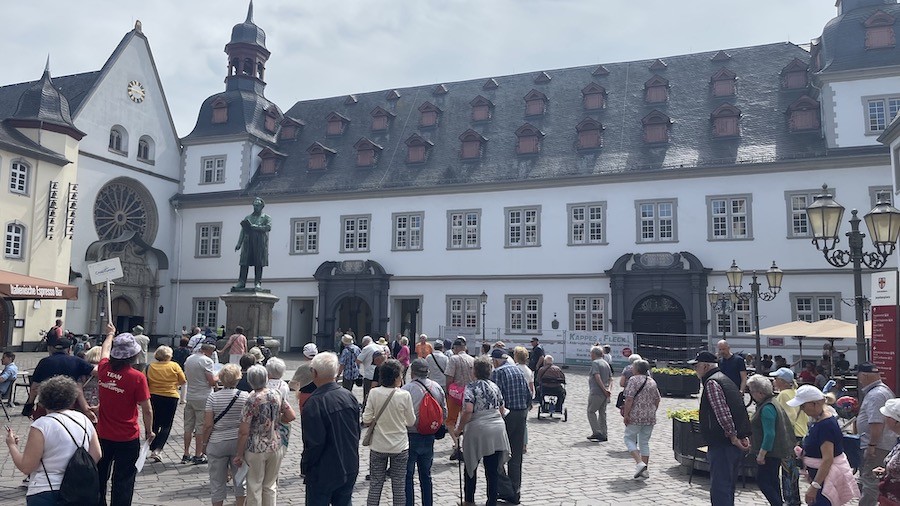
[9,161,30,195]
[707,194,752,240]
[870,186,894,207]
[791,293,840,322]
[505,206,541,248]
[785,189,833,238]
[290,217,319,254]
[193,298,218,328]
[195,222,222,258]
[447,209,480,249]
[341,214,371,253]
[568,202,607,246]
[392,212,424,251]
[635,199,677,243]
[865,96,900,133]
[506,295,542,334]
[446,295,481,330]
[715,298,752,336]
[569,295,606,331]
[200,156,226,184]
[4,223,25,259]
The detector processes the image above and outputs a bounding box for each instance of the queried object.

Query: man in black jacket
[302,351,360,506]
[688,351,751,506]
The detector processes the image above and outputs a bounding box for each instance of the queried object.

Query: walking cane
[457,441,463,505]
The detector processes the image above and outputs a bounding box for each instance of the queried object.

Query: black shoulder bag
[616,376,648,409]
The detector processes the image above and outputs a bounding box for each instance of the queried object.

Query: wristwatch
[810,481,822,490]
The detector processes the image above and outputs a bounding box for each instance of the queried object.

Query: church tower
[225,1,270,93]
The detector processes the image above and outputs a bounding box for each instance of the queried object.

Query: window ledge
[446,246,481,251]
[504,244,541,249]
[198,180,226,186]
[194,255,222,259]
[707,237,754,242]
[289,250,319,256]
[637,239,679,244]
[568,241,609,247]
[391,248,424,252]
[137,157,155,166]
[108,148,128,157]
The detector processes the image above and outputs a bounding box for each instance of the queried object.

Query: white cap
[303,343,318,358]
[786,384,826,407]
[880,398,900,422]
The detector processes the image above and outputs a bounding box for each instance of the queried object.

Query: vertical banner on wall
[564,331,634,368]
[871,271,899,393]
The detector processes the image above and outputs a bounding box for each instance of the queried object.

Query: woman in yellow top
[147,345,187,462]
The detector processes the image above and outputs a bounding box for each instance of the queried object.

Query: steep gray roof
[178,42,830,202]
[817,1,900,73]
[0,71,100,120]
[182,87,281,144]
[10,67,85,139]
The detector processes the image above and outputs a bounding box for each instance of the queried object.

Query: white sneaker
[640,467,649,479]
[634,462,647,479]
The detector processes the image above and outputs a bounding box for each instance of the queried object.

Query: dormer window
[787,96,820,132]
[264,106,278,133]
[710,69,736,97]
[576,118,603,150]
[306,142,336,170]
[644,76,669,103]
[866,11,896,49]
[524,90,548,116]
[325,112,349,136]
[642,110,672,144]
[354,138,383,167]
[257,147,284,175]
[279,117,303,141]
[711,103,741,137]
[212,98,228,124]
[515,124,544,155]
[405,134,433,164]
[370,106,395,131]
[582,83,607,110]
[470,96,494,122]
[459,129,486,159]
[418,102,441,127]
[781,59,809,89]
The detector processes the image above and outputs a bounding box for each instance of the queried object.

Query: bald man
[716,340,747,393]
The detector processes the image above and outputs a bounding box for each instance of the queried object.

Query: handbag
[448,383,465,403]
[362,389,396,446]
[616,376,648,409]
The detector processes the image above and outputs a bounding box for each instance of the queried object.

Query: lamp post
[708,287,738,341]
[806,185,900,365]
[480,290,488,342]
[724,260,784,370]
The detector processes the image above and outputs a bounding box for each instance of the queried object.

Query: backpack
[41,413,99,505]
[415,380,444,436]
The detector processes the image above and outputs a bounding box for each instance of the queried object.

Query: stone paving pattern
[0,352,860,505]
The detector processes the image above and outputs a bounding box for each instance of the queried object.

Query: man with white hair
[357,335,381,412]
[587,346,612,442]
[183,338,219,464]
[302,352,360,505]
[856,362,897,506]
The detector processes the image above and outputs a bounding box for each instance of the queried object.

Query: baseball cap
[786,384,826,407]
[768,367,795,384]
[687,351,718,365]
[879,398,900,422]
[858,362,880,373]
[303,343,318,358]
[490,348,508,360]
[452,337,467,348]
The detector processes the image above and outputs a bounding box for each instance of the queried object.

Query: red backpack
[415,380,444,436]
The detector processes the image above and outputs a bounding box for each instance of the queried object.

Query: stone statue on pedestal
[233,197,271,291]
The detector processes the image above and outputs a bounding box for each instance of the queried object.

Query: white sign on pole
[87,258,124,285]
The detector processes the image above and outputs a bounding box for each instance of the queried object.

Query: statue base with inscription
[220,290,279,340]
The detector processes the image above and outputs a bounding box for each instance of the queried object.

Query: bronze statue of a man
[234,197,271,290]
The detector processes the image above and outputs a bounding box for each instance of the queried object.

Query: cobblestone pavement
[0,352,860,505]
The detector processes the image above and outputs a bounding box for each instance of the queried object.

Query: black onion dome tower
[9,58,85,140]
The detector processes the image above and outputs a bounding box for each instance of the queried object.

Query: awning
[806,319,871,339]
[0,270,79,300]
[754,320,812,336]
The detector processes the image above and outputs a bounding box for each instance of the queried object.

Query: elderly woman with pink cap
[789,384,859,506]
[288,343,319,414]
[873,398,900,504]
[96,322,154,506]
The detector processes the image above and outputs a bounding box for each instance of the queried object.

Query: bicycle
[32,330,47,353]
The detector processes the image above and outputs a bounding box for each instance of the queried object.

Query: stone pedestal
[220,291,280,340]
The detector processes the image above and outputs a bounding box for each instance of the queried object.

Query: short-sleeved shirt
[184,353,214,402]
[445,353,475,386]
[32,353,94,384]
[97,358,150,441]
[206,388,248,444]
[589,358,612,396]
[225,334,248,356]
[464,379,504,413]
[717,354,746,389]
[491,363,531,410]
[357,343,381,380]
[804,415,845,471]
[339,345,361,380]
[624,375,661,426]
[858,380,897,449]
[241,388,288,453]
[427,352,449,384]
[147,360,186,398]
[528,345,545,371]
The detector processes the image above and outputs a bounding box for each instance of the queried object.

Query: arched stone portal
[314,260,391,351]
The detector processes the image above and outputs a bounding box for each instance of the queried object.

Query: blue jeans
[405,433,436,506]
[757,456,783,506]
[26,491,60,506]
[707,444,743,506]
[306,475,355,506]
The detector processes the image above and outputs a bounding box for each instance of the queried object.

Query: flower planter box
[672,418,709,471]
[654,373,700,397]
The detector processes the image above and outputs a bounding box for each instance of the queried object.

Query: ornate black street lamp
[725,260,783,369]
[708,287,739,341]
[806,185,900,365]
[480,290,488,342]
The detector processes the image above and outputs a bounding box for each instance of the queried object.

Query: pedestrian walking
[221,327,248,365]
[746,374,794,505]
[587,346,612,442]
[201,364,248,506]
[337,335,361,391]
[856,362,897,506]
[769,366,807,506]
[490,348,529,504]
[183,339,218,465]
[689,351,751,506]
[445,337,475,461]
[402,359,447,506]
[621,358,660,480]
[146,345,186,462]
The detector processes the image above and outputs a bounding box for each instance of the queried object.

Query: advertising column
[870,271,899,393]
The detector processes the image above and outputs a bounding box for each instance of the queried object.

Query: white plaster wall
[825,75,900,148]
[181,141,247,194]
[171,162,894,348]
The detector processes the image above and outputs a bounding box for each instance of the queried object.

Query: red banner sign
[871,305,898,393]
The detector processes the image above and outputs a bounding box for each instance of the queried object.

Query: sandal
[148,454,162,463]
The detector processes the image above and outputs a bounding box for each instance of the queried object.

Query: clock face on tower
[127,80,145,103]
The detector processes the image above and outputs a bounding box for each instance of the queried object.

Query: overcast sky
[4,1,839,136]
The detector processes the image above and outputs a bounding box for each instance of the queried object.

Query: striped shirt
[205,388,248,444]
